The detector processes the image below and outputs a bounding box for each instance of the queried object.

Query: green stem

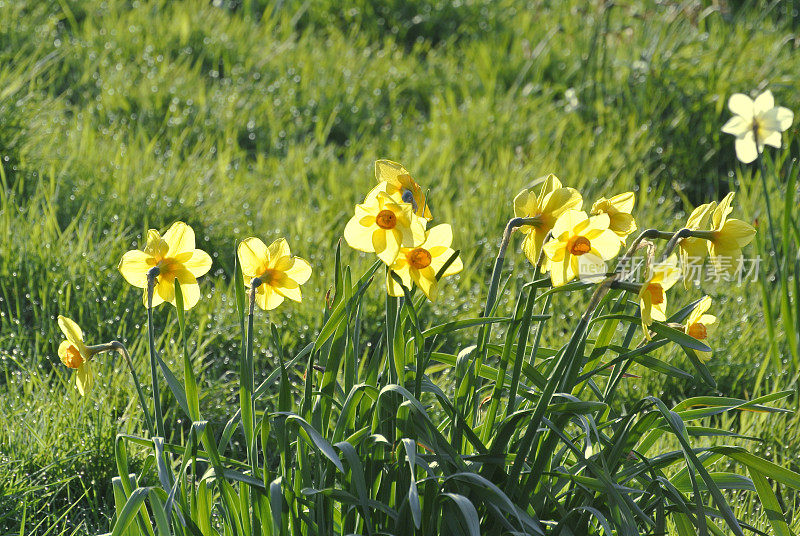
[757,152,783,281]
[109,341,155,436]
[146,269,165,438]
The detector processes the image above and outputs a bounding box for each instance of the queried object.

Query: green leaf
[649,322,712,352]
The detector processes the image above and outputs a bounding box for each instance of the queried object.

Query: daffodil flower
[590,192,637,243]
[638,254,680,332]
[118,222,213,310]
[707,192,756,275]
[514,174,582,267]
[683,296,716,363]
[57,315,93,396]
[542,210,620,287]
[237,237,312,311]
[678,201,716,289]
[721,90,794,164]
[344,191,427,265]
[368,159,432,219]
[386,223,463,301]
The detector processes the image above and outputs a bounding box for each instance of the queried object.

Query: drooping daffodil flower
[707,192,756,276]
[683,296,717,363]
[638,254,681,334]
[57,315,93,396]
[369,159,432,219]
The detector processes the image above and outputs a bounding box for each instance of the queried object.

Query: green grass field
[2,0,800,534]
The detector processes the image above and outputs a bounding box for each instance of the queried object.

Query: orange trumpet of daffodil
[237,237,312,311]
[118,222,213,310]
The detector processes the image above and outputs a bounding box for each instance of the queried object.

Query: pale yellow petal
[256,286,285,311]
[184,249,212,278]
[753,90,774,116]
[551,210,588,240]
[163,222,196,257]
[374,229,401,265]
[76,362,93,396]
[513,189,534,218]
[284,257,312,285]
[728,93,754,119]
[734,131,758,164]
[344,214,376,253]
[721,115,750,137]
[58,315,83,345]
[118,250,154,289]
[267,238,291,261]
[386,265,413,297]
[238,237,269,277]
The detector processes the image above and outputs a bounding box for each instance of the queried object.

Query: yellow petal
[587,229,621,261]
[551,210,588,240]
[685,202,716,229]
[716,219,756,249]
[522,230,547,265]
[542,187,583,219]
[375,159,409,183]
[411,266,438,301]
[163,222,196,257]
[185,249,213,278]
[543,238,566,263]
[608,191,635,213]
[549,256,571,287]
[58,315,84,345]
[176,280,202,310]
[284,257,312,285]
[513,188,534,218]
[76,362,93,396]
[255,286,284,311]
[374,229,401,265]
[267,237,291,261]
[344,213,376,253]
[118,249,154,289]
[238,237,269,277]
[686,295,712,326]
[712,193,735,230]
[386,265,413,297]
[424,224,453,249]
[144,229,168,258]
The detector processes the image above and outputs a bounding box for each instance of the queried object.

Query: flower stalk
[146,267,166,438]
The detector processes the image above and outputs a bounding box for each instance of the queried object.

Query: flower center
[64,344,83,369]
[647,283,665,305]
[157,257,182,279]
[567,236,592,256]
[687,322,707,340]
[375,209,397,230]
[406,248,432,269]
[259,268,278,285]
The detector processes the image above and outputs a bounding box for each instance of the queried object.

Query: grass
[1,0,799,533]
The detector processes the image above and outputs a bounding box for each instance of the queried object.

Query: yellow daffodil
[707,192,756,275]
[721,90,794,164]
[344,191,426,265]
[118,222,213,310]
[678,201,716,289]
[369,159,432,219]
[57,315,93,396]
[386,223,463,301]
[638,254,680,331]
[514,174,582,266]
[542,210,620,287]
[237,237,312,311]
[590,192,637,243]
[683,296,716,362]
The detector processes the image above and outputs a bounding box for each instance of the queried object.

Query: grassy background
[1,0,798,533]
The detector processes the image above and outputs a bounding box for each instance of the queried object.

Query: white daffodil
[721,90,793,164]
